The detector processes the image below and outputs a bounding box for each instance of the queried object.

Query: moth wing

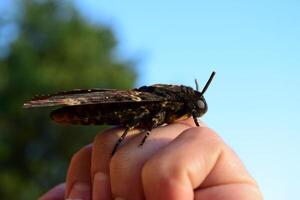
[23,89,165,108]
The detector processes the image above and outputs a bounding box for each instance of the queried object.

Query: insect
[24,71,216,155]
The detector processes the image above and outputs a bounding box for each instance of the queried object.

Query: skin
[39,118,263,200]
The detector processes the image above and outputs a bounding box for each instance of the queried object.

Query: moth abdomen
[51,105,118,125]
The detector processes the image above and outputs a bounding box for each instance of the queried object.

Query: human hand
[39,118,263,200]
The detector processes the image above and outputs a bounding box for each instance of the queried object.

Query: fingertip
[65,145,92,199]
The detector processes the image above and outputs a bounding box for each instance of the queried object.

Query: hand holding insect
[39,118,263,200]
[27,72,262,199]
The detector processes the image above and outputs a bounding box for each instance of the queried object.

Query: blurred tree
[0,0,136,199]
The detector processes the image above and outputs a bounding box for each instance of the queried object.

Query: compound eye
[197,100,205,109]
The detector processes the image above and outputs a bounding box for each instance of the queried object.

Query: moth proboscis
[24,71,216,155]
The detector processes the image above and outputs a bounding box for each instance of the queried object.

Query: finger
[91,117,196,182]
[91,127,142,200]
[142,127,259,200]
[109,122,192,199]
[65,145,92,200]
[91,128,119,200]
[90,117,199,199]
[39,183,65,200]
[194,183,263,200]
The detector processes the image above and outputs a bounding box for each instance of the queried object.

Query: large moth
[24,72,216,154]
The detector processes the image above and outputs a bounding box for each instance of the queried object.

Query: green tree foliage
[0,1,136,199]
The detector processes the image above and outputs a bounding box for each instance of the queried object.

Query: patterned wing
[23,88,165,108]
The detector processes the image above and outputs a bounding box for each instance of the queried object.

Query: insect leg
[112,107,151,155]
[139,129,152,147]
[111,126,132,155]
[192,111,200,126]
[139,111,166,146]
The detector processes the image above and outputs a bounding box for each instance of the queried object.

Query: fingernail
[94,171,108,182]
[115,197,126,200]
[68,182,91,199]
[66,198,84,200]
[93,172,112,198]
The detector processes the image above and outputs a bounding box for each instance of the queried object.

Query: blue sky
[74,1,300,199]
[1,0,299,199]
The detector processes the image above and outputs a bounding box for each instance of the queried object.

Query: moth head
[194,98,207,117]
[193,71,216,117]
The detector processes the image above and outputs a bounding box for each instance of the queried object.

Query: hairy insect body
[51,98,187,128]
[24,72,216,154]
[49,85,199,127]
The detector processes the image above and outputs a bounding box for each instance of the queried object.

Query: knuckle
[186,127,224,145]
[142,157,182,188]
[70,144,92,164]
[94,130,110,144]
[142,154,177,181]
[94,127,123,145]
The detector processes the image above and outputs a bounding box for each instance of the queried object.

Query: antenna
[195,79,199,91]
[201,71,216,95]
